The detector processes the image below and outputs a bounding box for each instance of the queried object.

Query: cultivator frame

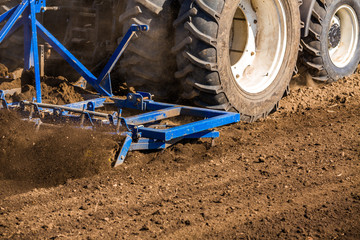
[0,0,240,166]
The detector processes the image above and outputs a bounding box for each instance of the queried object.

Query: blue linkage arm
[29,0,41,102]
[0,0,148,99]
[36,21,148,97]
[0,6,17,23]
[0,0,28,44]
[96,25,149,86]
[35,21,101,94]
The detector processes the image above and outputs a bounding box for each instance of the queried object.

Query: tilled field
[0,66,359,239]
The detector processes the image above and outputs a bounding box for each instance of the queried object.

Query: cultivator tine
[115,133,133,167]
[0,90,8,110]
[34,118,42,132]
[0,0,28,44]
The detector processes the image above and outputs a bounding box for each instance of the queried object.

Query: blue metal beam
[124,107,181,125]
[128,130,220,151]
[0,6,17,24]
[114,133,133,167]
[35,21,103,95]
[0,17,24,45]
[0,0,28,44]
[24,7,33,70]
[138,113,239,141]
[97,25,148,86]
[29,0,41,102]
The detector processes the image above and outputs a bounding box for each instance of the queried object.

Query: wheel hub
[328,5,359,68]
[229,0,287,94]
[328,23,341,48]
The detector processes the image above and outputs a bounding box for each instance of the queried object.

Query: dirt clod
[1,68,87,104]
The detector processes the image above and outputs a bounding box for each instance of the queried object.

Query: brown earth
[0,111,116,187]
[0,66,86,105]
[0,66,359,239]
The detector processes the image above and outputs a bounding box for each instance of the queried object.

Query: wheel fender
[300,0,316,37]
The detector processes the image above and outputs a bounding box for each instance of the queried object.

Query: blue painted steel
[0,2,241,166]
[4,17,24,45]
[129,138,168,151]
[24,7,33,70]
[0,0,147,101]
[35,21,100,94]
[129,130,220,151]
[0,7,17,24]
[0,90,8,109]
[115,133,133,167]
[112,94,240,141]
[0,0,28,44]
[183,130,220,139]
[34,0,46,13]
[36,21,147,97]
[137,114,238,141]
[109,93,240,162]
[124,107,181,125]
[49,98,107,116]
[0,0,43,102]
[114,92,152,111]
[30,0,41,102]
[5,91,239,165]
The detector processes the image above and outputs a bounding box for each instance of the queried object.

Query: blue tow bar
[0,0,240,166]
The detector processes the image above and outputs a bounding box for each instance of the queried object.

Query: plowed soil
[0,66,359,239]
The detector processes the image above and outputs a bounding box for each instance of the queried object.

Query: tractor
[1,0,359,121]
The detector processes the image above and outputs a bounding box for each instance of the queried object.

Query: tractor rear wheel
[301,0,360,82]
[118,0,179,100]
[174,0,301,121]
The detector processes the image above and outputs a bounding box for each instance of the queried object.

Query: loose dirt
[0,66,359,239]
[0,111,115,187]
[1,68,86,105]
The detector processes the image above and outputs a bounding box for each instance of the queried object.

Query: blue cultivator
[0,0,240,166]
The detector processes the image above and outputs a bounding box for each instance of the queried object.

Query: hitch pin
[41,6,60,11]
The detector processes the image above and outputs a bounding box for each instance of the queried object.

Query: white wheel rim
[329,5,359,68]
[229,0,287,94]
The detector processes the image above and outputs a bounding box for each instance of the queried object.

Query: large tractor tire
[301,0,360,83]
[174,0,301,122]
[118,0,178,100]
[44,0,125,77]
